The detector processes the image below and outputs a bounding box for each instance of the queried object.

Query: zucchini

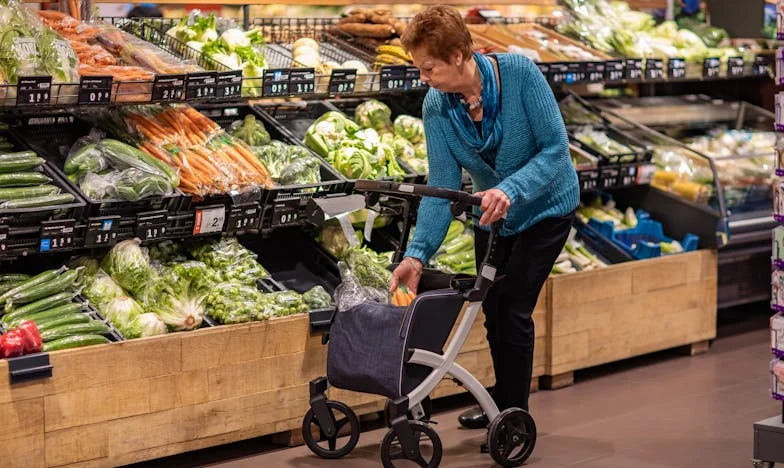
[0,193,75,209]
[0,172,52,187]
[40,321,111,342]
[42,334,110,352]
[0,151,37,162]
[0,157,45,173]
[4,270,80,307]
[5,302,86,329]
[0,274,29,283]
[35,313,92,332]
[4,291,73,317]
[0,267,67,306]
[0,185,60,201]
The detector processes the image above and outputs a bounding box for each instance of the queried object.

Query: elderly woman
[390,5,580,434]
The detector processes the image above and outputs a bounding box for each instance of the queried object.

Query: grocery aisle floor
[129,307,779,468]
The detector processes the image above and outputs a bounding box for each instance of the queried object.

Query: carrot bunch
[391,287,416,307]
[127,106,274,197]
[39,11,100,40]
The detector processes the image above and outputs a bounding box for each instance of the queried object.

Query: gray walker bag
[302,180,538,468]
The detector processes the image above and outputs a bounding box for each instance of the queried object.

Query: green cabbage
[393,115,425,144]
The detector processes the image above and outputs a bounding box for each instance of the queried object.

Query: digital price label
[17,76,52,107]
[578,170,600,191]
[263,69,291,97]
[380,66,406,91]
[290,68,316,95]
[39,219,75,253]
[78,76,112,105]
[667,58,686,80]
[727,57,745,78]
[193,205,226,235]
[645,59,664,81]
[136,210,168,241]
[753,55,772,77]
[585,62,606,83]
[85,216,120,248]
[405,67,426,90]
[227,203,261,233]
[272,199,301,226]
[328,69,357,94]
[186,72,217,100]
[599,166,621,189]
[625,59,644,81]
[604,60,625,82]
[216,70,243,99]
[702,57,720,79]
[152,74,185,102]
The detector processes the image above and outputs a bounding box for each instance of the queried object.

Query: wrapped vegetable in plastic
[205,282,265,324]
[149,240,187,265]
[102,238,158,303]
[103,295,143,331]
[189,237,269,285]
[124,312,168,339]
[149,291,204,331]
[83,269,125,309]
[355,99,392,131]
[303,285,332,309]
[265,291,309,317]
[345,247,392,291]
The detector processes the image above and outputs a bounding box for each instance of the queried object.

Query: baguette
[336,23,395,38]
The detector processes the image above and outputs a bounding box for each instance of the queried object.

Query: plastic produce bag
[334,261,388,312]
[303,285,332,309]
[205,282,265,324]
[190,237,269,286]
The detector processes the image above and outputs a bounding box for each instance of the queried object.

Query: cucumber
[42,334,110,352]
[0,274,30,283]
[0,157,45,173]
[35,313,92,332]
[0,172,52,187]
[5,302,86,329]
[0,283,21,295]
[4,270,80,308]
[40,321,111,342]
[0,267,67,306]
[0,193,75,209]
[0,185,60,201]
[4,291,73,317]
[99,139,179,186]
[0,152,37,162]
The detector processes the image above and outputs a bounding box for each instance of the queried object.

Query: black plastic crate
[569,125,653,165]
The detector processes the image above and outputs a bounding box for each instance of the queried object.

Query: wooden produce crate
[0,291,547,467]
[543,249,717,389]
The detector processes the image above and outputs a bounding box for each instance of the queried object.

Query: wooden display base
[542,250,718,390]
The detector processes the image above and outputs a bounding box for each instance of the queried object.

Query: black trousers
[473,212,574,412]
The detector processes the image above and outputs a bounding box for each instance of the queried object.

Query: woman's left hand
[475,188,511,226]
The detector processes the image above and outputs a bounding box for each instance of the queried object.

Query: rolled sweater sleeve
[496,56,572,206]
[404,95,463,264]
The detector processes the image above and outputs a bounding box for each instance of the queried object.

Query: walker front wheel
[488,407,537,467]
[380,420,442,468]
[302,400,360,459]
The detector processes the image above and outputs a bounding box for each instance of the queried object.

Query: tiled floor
[129,310,781,468]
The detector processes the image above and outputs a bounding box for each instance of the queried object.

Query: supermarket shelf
[92,0,558,4]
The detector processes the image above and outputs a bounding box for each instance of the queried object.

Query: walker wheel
[488,407,537,467]
[380,420,442,468]
[752,461,775,468]
[302,400,359,459]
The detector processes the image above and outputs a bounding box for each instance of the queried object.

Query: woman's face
[410,47,463,92]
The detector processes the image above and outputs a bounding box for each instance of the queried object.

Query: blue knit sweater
[405,53,580,264]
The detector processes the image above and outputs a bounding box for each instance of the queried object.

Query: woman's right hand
[390,257,423,294]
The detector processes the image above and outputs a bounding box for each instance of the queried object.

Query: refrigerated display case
[592,94,776,308]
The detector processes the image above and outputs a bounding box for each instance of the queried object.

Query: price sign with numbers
[0,225,8,254]
[152,74,185,102]
[186,72,217,100]
[193,205,226,236]
[136,210,168,241]
[290,68,316,95]
[599,166,621,189]
[272,200,301,227]
[753,55,772,77]
[667,58,686,80]
[578,170,599,191]
[637,163,656,185]
[227,203,261,233]
[85,216,120,248]
[618,164,638,187]
[625,59,644,80]
[645,59,664,81]
[604,60,625,82]
[702,57,721,79]
[217,70,243,99]
[39,219,75,253]
[17,76,52,107]
[380,66,406,91]
[263,69,291,97]
[727,57,745,77]
[78,76,112,105]
[548,63,579,84]
[585,62,606,83]
[405,67,426,90]
[329,69,357,94]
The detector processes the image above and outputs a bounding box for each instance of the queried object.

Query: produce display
[430,219,476,276]
[0,150,74,208]
[650,145,714,204]
[559,0,742,65]
[551,230,608,275]
[229,114,322,186]
[286,37,370,80]
[468,24,608,62]
[573,127,635,158]
[166,12,267,97]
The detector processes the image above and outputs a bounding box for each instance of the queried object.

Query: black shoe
[458,406,489,429]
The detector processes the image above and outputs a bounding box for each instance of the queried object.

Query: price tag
[329,69,357,94]
[16,76,51,107]
[604,60,625,82]
[152,74,185,102]
[599,166,621,189]
[753,55,772,77]
[193,205,226,235]
[0,225,8,253]
[263,69,291,97]
[39,219,75,253]
[136,210,168,241]
[536,63,550,79]
[186,72,217,100]
[585,62,606,83]
[702,57,720,80]
[578,170,599,191]
[549,63,586,84]
[405,67,426,90]
[380,66,406,91]
[85,216,120,248]
[290,68,316,95]
[637,163,656,185]
[78,76,112,105]
[618,164,638,186]
[227,202,261,233]
[625,59,644,81]
[645,59,664,81]
[217,70,243,99]
[727,57,745,77]
[272,199,301,227]
[667,58,686,80]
